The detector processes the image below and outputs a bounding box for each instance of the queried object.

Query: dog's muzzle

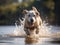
[30,19,34,23]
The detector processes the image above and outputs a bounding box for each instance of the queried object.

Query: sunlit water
[0,19,60,45]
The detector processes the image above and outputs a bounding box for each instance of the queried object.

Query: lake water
[0,26,60,45]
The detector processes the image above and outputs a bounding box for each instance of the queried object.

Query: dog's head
[23,7,40,26]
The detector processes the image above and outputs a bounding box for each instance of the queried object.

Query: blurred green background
[0,0,60,26]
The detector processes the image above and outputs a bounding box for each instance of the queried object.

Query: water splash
[13,23,20,36]
[13,18,51,36]
[13,18,25,36]
[0,18,60,44]
[39,21,51,36]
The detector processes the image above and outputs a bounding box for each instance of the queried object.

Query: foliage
[0,0,59,25]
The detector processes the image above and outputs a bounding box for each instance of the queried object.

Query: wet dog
[23,7,42,36]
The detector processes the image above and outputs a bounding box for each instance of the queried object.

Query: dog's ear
[22,10,28,15]
[32,6,38,12]
[32,6,40,15]
[35,12,40,16]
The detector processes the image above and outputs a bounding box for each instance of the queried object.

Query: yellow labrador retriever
[23,7,42,36]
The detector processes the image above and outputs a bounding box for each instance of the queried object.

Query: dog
[23,7,42,36]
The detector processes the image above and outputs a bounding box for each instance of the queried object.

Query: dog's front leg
[36,26,40,34]
[36,29,39,34]
[24,28,30,35]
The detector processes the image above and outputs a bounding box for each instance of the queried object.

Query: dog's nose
[31,19,33,22]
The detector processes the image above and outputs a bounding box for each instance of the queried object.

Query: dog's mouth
[30,22,34,25]
[28,22,34,25]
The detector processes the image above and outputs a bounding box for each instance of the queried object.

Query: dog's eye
[33,15,35,17]
[28,15,30,17]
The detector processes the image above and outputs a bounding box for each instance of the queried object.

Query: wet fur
[23,7,42,35]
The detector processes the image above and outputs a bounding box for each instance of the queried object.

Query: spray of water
[13,18,51,36]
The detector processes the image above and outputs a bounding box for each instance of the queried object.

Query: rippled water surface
[0,26,60,45]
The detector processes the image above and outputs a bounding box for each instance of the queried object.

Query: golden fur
[23,6,42,35]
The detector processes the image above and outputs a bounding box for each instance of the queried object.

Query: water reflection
[25,37,60,45]
[25,36,39,44]
[0,25,60,45]
[0,35,60,45]
[48,38,60,44]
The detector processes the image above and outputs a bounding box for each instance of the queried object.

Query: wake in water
[13,18,53,44]
[0,18,60,45]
